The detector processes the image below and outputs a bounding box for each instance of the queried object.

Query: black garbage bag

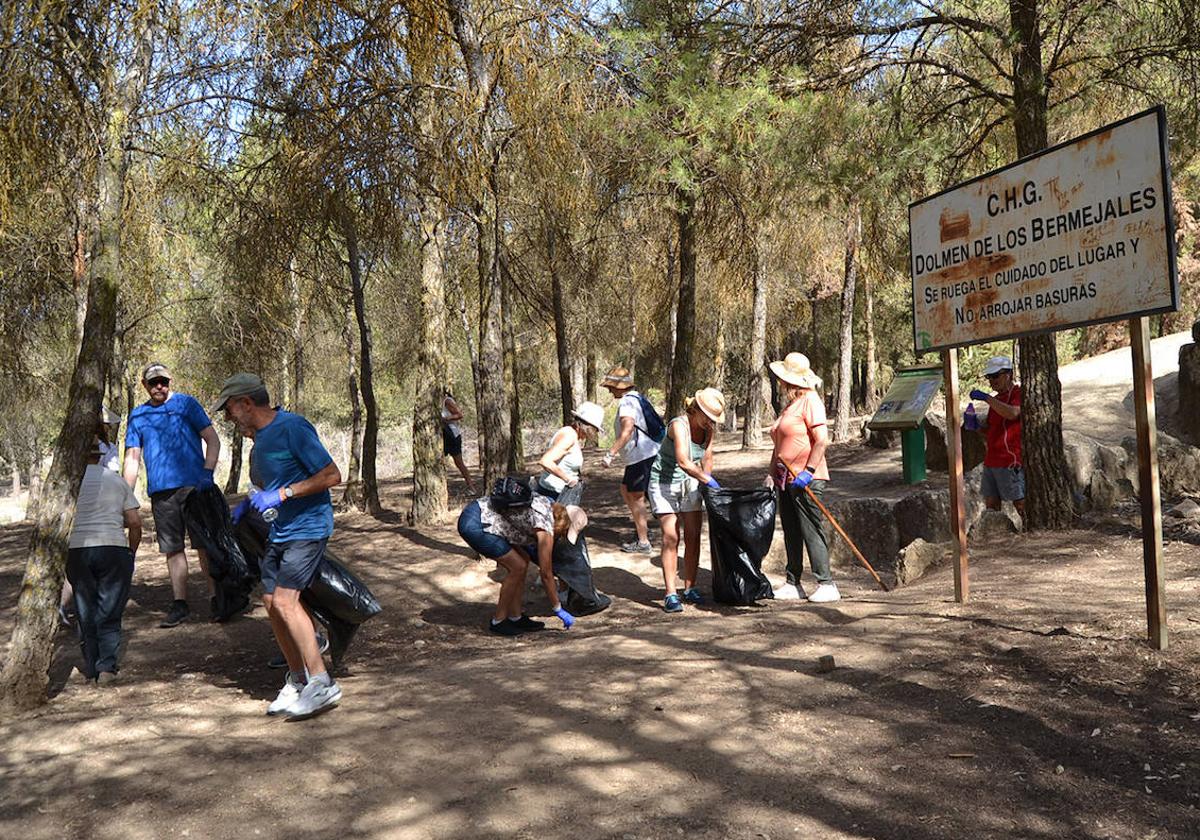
[234,510,382,625]
[182,485,256,621]
[701,486,776,605]
[551,534,611,616]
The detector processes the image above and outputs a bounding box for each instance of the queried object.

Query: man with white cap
[216,372,344,719]
[965,355,1024,517]
[599,366,660,553]
[123,362,220,627]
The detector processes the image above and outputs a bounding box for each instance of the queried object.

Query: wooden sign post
[941,349,970,603]
[1130,316,1167,649]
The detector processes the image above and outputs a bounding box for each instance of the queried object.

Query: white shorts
[647,477,703,515]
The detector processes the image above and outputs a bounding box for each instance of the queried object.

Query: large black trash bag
[182,485,256,621]
[234,510,382,625]
[701,486,776,605]
[552,534,611,616]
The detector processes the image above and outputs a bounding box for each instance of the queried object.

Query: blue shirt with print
[125,393,212,495]
[252,410,335,542]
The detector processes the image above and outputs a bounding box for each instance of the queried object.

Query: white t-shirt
[441,398,462,438]
[616,391,660,465]
[69,464,140,549]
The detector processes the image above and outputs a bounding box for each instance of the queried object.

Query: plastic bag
[182,484,256,621]
[701,486,776,605]
[551,534,611,616]
[234,510,382,625]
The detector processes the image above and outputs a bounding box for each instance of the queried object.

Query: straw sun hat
[600,366,634,391]
[691,387,727,424]
[769,353,822,390]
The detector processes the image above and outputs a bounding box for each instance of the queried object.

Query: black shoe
[159,600,189,628]
[488,619,524,637]
[267,632,330,669]
[512,615,545,632]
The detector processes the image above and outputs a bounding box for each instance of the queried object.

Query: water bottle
[262,507,279,523]
[963,402,977,432]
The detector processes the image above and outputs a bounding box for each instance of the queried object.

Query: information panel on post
[909,106,1177,353]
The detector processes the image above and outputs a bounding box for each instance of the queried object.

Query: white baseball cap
[983,356,1014,376]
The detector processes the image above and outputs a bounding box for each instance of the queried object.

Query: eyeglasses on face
[146,377,170,388]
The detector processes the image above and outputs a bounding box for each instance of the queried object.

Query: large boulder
[923,412,987,473]
[894,489,951,547]
[1063,429,1137,511]
[894,538,953,587]
[822,497,899,578]
[1180,335,1200,445]
[1122,431,1200,498]
[970,509,1019,541]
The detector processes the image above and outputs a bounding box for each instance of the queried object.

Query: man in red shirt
[966,355,1024,517]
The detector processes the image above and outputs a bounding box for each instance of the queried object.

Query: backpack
[634,394,667,443]
[489,476,533,510]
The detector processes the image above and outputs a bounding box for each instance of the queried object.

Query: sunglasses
[146,377,170,388]
[984,372,1007,380]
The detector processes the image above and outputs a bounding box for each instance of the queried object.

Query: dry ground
[2,440,1200,840]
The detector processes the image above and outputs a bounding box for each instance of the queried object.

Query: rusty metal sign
[909,106,1177,353]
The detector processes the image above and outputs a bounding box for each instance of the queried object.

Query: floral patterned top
[478,493,554,544]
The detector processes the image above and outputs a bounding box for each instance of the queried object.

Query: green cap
[212,372,265,413]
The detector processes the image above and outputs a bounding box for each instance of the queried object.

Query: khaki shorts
[647,477,703,515]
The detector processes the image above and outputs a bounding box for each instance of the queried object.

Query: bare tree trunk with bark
[0,17,153,712]
[1010,0,1075,529]
[743,236,769,448]
[343,212,381,514]
[667,193,697,416]
[339,305,364,509]
[410,189,449,523]
[287,254,305,413]
[548,223,574,424]
[501,256,522,473]
[864,266,878,411]
[834,204,861,443]
[224,433,242,495]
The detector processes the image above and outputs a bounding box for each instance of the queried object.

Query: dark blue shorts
[457,501,513,560]
[622,457,654,493]
[261,538,327,594]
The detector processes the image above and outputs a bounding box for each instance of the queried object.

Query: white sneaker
[267,672,305,716]
[285,676,342,721]
[809,583,841,603]
[774,582,806,601]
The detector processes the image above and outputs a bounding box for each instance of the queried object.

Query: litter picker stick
[804,486,890,592]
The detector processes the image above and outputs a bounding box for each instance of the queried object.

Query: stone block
[894,538,953,587]
[923,412,987,473]
[969,509,1019,541]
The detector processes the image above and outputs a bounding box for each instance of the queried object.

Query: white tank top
[539,428,583,493]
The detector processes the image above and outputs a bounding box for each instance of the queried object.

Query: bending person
[766,353,838,603]
[441,389,478,496]
[457,479,577,637]
[647,388,724,613]
[536,401,604,503]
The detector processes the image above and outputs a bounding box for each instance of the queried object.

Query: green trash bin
[901,426,926,484]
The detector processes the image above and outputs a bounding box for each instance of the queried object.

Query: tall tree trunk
[0,20,153,712]
[501,255,522,473]
[585,347,597,405]
[10,463,19,497]
[287,254,305,413]
[224,434,243,495]
[548,223,574,424]
[1010,0,1074,529]
[410,184,449,523]
[743,235,769,448]
[834,204,861,443]
[668,192,697,416]
[864,266,878,411]
[340,304,364,508]
[343,212,381,514]
[449,0,511,488]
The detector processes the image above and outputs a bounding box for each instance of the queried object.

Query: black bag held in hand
[701,486,776,605]
[489,476,533,509]
[182,484,256,621]
[551,535,611,616]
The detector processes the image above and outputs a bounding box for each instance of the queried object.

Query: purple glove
[969,389,989,402]
[553,606,575,629]
[705,477,721,489]
[791,469,814,489]
[250,488,281,516]
[230,498,250,525]
[197,468,215,489]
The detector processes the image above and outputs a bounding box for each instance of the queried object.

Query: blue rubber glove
[197,468,215,489]
[705,477,721,489]
[791,469,814,490]
[250,488,281,516]
[553,606,575,629]
[230,499,250,525]
[969,388,989,402]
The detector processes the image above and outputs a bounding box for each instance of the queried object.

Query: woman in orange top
[765,353,839,603]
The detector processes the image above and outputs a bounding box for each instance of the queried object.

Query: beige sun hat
[692,387,726,424]
[769,353,822,389]
[572,401,604,430]
[600,365,634,391]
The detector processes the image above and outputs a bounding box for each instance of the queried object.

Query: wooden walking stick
[804,486,891,592]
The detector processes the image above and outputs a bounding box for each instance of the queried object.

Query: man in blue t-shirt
[215,372,344,721]
[124,362,221,628]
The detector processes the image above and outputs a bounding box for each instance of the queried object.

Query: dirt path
[2,444,1200,839]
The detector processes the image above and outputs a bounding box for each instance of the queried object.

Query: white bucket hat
[769,353,822,389]
[572,401,604,431]
[983,355,1014,376]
